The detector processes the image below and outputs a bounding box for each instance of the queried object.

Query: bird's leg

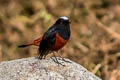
[56,51,71,63]
[51,52,65,66]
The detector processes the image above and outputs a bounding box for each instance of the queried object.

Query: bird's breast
[52,33,69,51]
[57,25,70,40]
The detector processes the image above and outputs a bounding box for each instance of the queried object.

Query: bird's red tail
[18,37,42,48]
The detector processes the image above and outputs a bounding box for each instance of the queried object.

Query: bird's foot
[51,57,65,66]
[58,57,72,63]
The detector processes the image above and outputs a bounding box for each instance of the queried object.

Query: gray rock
[0,57,101,80]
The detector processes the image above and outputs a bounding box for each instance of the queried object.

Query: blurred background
[0,0,120,80]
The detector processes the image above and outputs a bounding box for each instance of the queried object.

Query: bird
[18,16,71,66]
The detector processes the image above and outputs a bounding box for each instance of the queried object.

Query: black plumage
[38,17,71,59]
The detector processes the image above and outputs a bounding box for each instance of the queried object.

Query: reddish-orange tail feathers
[18,36,43,48]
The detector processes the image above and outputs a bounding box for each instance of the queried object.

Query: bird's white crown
[60,16,69,20]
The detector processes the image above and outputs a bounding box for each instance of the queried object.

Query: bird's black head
[54,16,71,40]
[55,16,71,25]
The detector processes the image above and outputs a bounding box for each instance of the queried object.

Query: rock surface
[0,57,101,80]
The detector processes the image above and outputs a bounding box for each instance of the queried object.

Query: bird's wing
[39,26,57,54]
[43,26,57,40]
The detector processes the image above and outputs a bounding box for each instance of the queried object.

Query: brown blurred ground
[0,0,120,80]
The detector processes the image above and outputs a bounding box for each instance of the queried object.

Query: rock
[0,57,101,80]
